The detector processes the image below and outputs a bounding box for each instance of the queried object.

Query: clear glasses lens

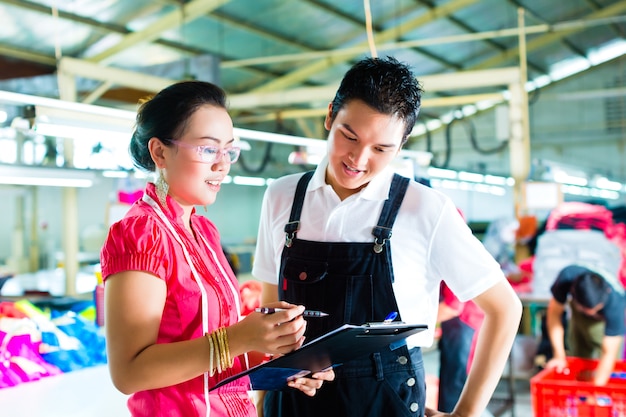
[226,148,240,163]
[199,146,240,164]
[199,147,219,162]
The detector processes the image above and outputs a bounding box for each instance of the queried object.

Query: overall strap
[372,174,410,253]
[284,171,315,247]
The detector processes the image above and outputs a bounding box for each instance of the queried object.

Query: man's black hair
[571,271,610,309]
[329,56,423,145]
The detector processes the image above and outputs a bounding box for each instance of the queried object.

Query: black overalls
[264,171,426,417]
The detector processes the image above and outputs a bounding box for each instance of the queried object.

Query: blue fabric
[40,312,107,372]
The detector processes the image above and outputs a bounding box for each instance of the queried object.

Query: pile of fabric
[0,299,106,389]
[532,202,626,295]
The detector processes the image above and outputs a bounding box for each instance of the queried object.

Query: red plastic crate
[531,357,626,416]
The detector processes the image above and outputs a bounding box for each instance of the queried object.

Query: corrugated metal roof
[0,0,624,179]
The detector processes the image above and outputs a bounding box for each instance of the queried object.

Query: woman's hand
[228,301,308,358]
[287,368,335,396]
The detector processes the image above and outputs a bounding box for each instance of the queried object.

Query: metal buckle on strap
[372,226,392,253]
[373,237,387,253]
[284,221,300,247]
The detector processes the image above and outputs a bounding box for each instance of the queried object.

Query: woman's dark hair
[329,56,423,145]
[129,81,228,172]
[571,271,610,309]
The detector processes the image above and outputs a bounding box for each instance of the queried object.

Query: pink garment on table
[440,282,484,371]
[101,182,255,417]
[0,322,63,389]
[545,202,613,232]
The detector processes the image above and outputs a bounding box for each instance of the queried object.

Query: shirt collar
[309,156,395,201]
[145,181,193,224]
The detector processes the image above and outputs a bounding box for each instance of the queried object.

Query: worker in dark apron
[263,171,425,416]
[254,56,522,417]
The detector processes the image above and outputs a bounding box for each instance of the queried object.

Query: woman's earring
[155,169,169,208]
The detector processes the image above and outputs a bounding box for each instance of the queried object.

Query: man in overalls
[253,56,522,417]
[545,264,625,385]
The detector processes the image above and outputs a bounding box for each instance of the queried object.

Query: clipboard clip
[363,321,406,327]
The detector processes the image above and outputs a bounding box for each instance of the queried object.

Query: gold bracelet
[221,327,233,368]
[217,327,229,370]
[205,332,215,376]
[217,328,224,371]
[205,327,234,375]
[211,330,222,373]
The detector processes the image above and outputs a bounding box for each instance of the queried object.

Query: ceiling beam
[0,43,56,66]
[472,2,626,71]
[249,0,479,93]
[0,0,209,56]
[58,57,176,92]
[235,92,505,124]
[230,67,518,109]
[222,12,626,70]
[86,0,232,63]
[57,56,518,110]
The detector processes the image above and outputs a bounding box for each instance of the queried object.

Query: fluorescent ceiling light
[458,171,484,183]
[35,122,129,142]
[102,170,129,178]
[0,90,135,121]
[235,127,327,149]
[484,174,508,186]
[0,164,95,188]
[552,170,588,186]
[588,39,626,66]
[232,176,266,187]
[428,167,457,179]
[595,177,622,191]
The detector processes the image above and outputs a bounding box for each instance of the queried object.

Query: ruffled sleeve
[100,215,172,282]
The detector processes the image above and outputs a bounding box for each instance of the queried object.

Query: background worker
[545,264,625,385]
[437,282,484,413]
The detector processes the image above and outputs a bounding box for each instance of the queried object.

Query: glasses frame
[169,140,240,164]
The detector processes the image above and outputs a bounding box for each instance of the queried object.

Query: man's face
[323,99,405,200]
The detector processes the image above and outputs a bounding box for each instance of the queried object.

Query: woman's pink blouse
[101,183,255,417]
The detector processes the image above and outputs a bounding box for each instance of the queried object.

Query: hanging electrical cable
[447,116,509,157]
[237,141,273,174]
[423,119,450,169]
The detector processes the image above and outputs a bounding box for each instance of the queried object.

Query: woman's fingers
[287,368,335,396]
[311,368,335,381]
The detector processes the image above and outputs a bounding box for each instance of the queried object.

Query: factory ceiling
[0,0,625,180]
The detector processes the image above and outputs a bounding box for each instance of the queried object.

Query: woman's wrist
[204,327,234,375]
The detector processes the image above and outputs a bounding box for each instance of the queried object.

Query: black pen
[255,307,329,317]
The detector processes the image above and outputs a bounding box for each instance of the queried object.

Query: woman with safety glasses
[100,81,333,417]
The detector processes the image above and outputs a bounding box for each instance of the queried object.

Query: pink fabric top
[440,282,484,371]
[101,182,255,417]
[440,282,484,331]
